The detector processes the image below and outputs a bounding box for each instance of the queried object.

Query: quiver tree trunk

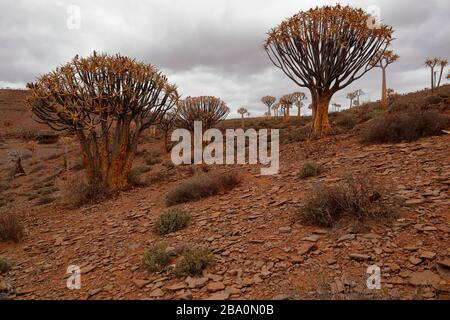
[381,68,388,108]
[78,120,140,192]
[284,107,290,122]
[311,94,331,135]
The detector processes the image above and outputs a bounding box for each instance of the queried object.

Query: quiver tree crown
[176,96,229,132]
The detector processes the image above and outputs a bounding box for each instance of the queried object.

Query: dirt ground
[0,125,449,300]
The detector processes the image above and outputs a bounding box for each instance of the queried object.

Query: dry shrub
[154,208,192,235]
[0,257,13,273]
[173,247,212,277]
[143,242,172,273]
[166,171,240,206]
[0,211,24,243]
[63,178,110,208]
[299,162,323,179]
[361,110,450,144]
[128,165,152,187]
[335,113,358,129]
[144,150,161,166]
[300,175,392,227]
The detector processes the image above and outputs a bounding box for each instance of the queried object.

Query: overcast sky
[1,0,449,117]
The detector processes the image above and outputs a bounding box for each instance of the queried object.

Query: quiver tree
[279,94,295,122]
[347,92,357,108]
[371,50,399,108]
[26,52,179,191]
[237,107,248,127]
[272,103,280,117]
[159,110,178,153]
[353,89,365,106]
[426,58,448,92]
[437,59,448,88]
[294,92,307,117]
[332,103,342,112]
[261,96,276,117]
[265,5,393,135]
[176,96,229,132]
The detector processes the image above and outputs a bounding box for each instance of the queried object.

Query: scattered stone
[242,277,254,287]
[150,288,164,298]
[185,276,209,289]
[409,257,423,266]
[166,282,186,291]
[326,259,337,265]
[205,291,230,300]
[132,279,151,289]
[302,235,321,242]
[298,243,318,256]
[330,279,344,294]
[419,251,436,260]
[437,258,450,269]
[207,282,225,293]
[337,234,356,243]
[349,253,371,261]
[279,227,292,234]
[271,294,292,300]
[88,288,102,298]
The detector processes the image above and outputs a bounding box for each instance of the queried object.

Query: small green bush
[0,256,13,273]
[154,208,192,235]
[143,242,171,273]
[173,247,212,277]
[299,162,323,179]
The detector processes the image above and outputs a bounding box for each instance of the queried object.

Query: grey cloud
[1,0,449,117]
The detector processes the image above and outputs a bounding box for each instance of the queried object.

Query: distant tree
[371,50,399,108]
[294,92,307,117]
[26,52,178,191]
[261,96,276,117]
[386,88,399,106]
[176,96,229,132]
[332,103,342,112]
[354,89,365,106]
[437,59,449,88]
[447,70,450,81]
[280,94,296,122]
[271,103,280,117]
[426,58,448,92]
[265,5,393,135]
[237,107,248,127]
[347,92,357,108]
